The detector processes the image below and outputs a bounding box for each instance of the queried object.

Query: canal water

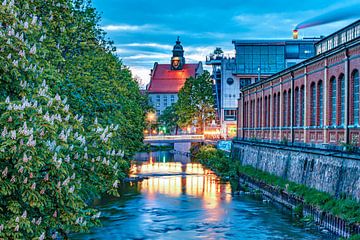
[74,151,335,240]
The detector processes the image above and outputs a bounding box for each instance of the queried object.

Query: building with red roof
[147,38,203,116]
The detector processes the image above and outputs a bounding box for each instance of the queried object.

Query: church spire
[171,37,185,70]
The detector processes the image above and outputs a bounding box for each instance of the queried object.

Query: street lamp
[146,112,156,136]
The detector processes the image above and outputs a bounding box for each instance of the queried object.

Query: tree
[0,0,146,238]
[176,71,215,133]
[158,105,179,135]
[213,47,224,55]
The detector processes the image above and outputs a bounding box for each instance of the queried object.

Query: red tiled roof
[147,63,199,93]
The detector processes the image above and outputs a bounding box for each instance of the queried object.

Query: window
[311,83,316,126]
[170,95,175,104]
[273,94,277,127]
[163,96,168,107]
[283,91,287,127]
[285,44,299,59]
[227,78,234,85]
[340,74,345,126]
[340,32,346,44]
[224,109,237,121]
[301,86,305,126]
[277,93,280,127]
[353,70,359,125]
[330,77,337,126]
[318,81,323,126]
[295,87,300,126]
[265,96,268,127]
[268,95,271,127]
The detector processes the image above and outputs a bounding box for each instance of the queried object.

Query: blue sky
[92,0,360,86]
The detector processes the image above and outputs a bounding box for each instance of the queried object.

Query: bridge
[144,135,204,144]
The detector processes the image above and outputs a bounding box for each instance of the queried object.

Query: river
[73,151,335,240]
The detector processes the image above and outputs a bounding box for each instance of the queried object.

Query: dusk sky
[92,0,360,87]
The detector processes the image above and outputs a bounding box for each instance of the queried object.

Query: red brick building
[238,20,360,148]
[147,38,203,116]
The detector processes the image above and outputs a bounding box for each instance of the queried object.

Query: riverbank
[193,145,360,239]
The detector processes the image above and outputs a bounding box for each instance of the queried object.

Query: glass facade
[236,45,285,74]
[234,41,316,75]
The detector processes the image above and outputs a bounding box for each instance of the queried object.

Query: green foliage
[175,71,215,132]
[194,146,360,225]
[0,0,146,238]
[158,105,179,134]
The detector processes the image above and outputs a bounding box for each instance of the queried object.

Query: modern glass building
[206,38,318,138]
[232,39,316,77]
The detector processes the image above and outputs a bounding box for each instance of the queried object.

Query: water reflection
[131,152,232,207]
[73,151,335,240]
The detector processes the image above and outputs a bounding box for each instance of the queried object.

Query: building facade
[238,20,360,148]
[207,39,317,138]
[147,38,203,116]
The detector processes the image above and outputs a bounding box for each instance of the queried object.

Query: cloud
[102,24,156,32]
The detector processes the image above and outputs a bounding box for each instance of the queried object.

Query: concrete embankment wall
[232,141,360,201]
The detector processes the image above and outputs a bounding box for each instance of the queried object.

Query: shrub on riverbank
[195,145,360,224]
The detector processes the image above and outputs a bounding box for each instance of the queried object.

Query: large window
[330,77,337,126]
[353,70,359,125]
[318,81,323,126]
[340,74,345,126]
[277,93,280,127]
[283,91,287,127]
[264,96,268,127]
[311,83,316,126]
[301,86,305,126]
[295,87,300,126]
[273,94,277,127]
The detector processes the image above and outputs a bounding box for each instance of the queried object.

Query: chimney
[292,29,298,39]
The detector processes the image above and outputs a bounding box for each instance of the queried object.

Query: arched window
[277,93,280,127]
[264,96,268,127]
[318,81,323,126]
[300,86,305,126]
[259,98,262,127]
[273,94,277,127]
[353,70,359,125]
[339,74,345,126]
[283,91,287,127]
[295,87,300,126]
[311,83,316,126]
[330,77,337,126]
[287,89,291,127]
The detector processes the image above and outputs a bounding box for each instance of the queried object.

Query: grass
[194,145,360,224]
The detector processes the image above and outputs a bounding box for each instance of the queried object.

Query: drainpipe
[345,49,350,145]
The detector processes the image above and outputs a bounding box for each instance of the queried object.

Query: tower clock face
[172,59,180,69]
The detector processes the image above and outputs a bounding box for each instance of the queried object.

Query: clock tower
[171,37,185,70]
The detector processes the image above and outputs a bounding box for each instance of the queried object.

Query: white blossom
[21,210,27,219]
[39,232,45,240]
[1,127,8,138]
[113,180,119,188]
[69,186,75,193]
[2,167,8,177]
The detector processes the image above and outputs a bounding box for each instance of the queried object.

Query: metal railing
[144,135,204,141]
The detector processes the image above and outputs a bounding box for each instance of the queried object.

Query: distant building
[147,38,203,116]
[207,38,317,138]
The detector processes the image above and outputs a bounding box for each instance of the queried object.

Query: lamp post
[146,112,156,136]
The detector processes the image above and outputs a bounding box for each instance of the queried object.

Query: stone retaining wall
[232,141,360,201]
